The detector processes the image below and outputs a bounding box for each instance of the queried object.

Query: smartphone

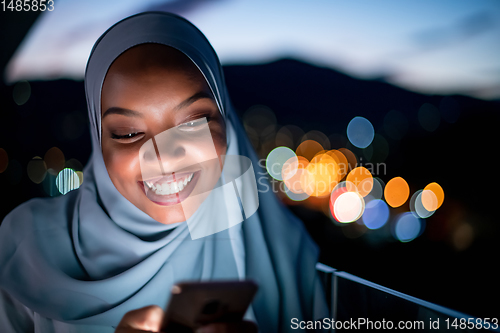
[160,280,258,332]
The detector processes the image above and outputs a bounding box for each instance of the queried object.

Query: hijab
[0,11,328,332]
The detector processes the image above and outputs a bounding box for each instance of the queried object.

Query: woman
[0,12,329,332]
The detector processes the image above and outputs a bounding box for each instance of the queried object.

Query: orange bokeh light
[346,166,373,197]
[338,148,357,175]
[301,153,339,197]
[384,176,410,208]
[283,156,309,194]
[326,150,348,180]
[423,182,444,211]
[296,140,324,161]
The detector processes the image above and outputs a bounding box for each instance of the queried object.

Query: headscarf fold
[0,11,328,332]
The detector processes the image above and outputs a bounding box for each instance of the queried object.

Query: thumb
[115,305,164,332]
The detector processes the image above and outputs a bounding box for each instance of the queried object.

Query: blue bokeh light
[394,212,423,242]
[347,116,374,149]
[362,199,390,230]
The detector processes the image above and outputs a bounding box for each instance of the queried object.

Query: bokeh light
[56,168,81,195]
[347,116,374,149]
[266,147,297,181]
[334,191,365,223]
[283,182,310,201]
[27,156,47,184]
[329,181,362,223]
[369,177,385,200]
[301,153,340,197]
[394,212,423,242]
[276,125,305,150]
[0,148,8,173]
[338,148,357,174]
[243,105,277,138]
[418,103,440,132]
[346,166,373,197]
[326,149,348,180]
[44,147,65,176]
[76,171,84,186]
[301,130,330,150]
[362,199,390,230]
[275,126,294,148]
[452,222,474,251]
[296,140,323,161]
[410,189,435,219]
[423,182,444,210]
[384,176,410,208]
[283,156,309,194]
[12,80,31,106]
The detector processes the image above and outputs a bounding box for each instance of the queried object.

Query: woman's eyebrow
[102,107,143,119]
[174,91,214,110]
[102,91,214,118]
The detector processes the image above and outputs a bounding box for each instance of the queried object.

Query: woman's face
[101,44,227,224]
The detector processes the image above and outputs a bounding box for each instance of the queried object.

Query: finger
[195,320,258,333]
[115,305,164,332]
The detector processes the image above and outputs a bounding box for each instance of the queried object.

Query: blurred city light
[384,176,410,208]
[56,168,80,195]
[12,80,31,106]
[27,156,47,184]
[44,147,65,176]
[346,166,373,197]
[410,189,436,219]
[266,146,297,181]
[423,182,445,210]
[347,116,375,148]
[296,139,323,161]
[369,177,385,200]
[334,191,365,223]
[394,212,423,242]
[362,198,390,230]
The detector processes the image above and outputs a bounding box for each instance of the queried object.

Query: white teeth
[144,173,194,196]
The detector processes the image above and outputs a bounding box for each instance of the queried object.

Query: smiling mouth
[144,172,194,195]
[139,170,201,206]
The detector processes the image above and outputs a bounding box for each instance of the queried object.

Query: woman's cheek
[105,148,141,185]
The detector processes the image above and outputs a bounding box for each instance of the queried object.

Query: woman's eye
[110,132,144,142]
[177,118,207,132]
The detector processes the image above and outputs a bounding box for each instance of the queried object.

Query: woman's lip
[138,170,201,207]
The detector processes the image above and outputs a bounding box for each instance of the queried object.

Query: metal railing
[316,263,499,332]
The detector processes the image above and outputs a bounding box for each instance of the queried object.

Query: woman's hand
[115,305,164,333]
[114,305,258,333]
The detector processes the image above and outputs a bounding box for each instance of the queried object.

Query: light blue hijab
[0,12,328,332]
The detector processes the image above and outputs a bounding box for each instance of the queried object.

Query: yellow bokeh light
[423,182,444,210]
[326,150,348,180]
[346,166,373,197]
[300,153,339,197]
[384,176,410,208]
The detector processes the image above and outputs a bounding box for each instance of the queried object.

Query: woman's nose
[139,128,187,177]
